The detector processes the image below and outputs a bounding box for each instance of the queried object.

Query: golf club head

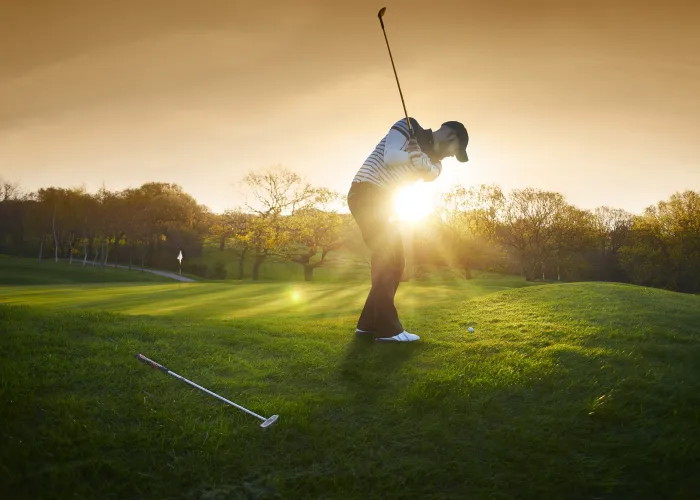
[378,7,386,18]
[260,415,279,429]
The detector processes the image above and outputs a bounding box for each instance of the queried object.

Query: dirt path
[64,259,197,282]
[111,264,197,282]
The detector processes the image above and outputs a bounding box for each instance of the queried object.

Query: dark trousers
[347,182,405,337]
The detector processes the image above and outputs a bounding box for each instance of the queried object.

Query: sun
[394,181,436,222]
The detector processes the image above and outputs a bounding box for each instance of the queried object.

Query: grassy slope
[1,281,699,499]
[0,257,174,285]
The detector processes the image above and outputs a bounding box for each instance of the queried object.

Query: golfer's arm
[383,129,412,167]
[383,129,442,181]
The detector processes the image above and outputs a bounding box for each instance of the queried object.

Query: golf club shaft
[169,372,266,421]
[378,7,413,136]
[136,354,266,422]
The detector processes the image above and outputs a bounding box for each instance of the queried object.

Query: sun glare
[394,181,436,222]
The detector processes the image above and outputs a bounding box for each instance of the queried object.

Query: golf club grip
[136,354,169,373]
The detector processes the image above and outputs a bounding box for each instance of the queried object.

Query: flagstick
[177,250,183,290]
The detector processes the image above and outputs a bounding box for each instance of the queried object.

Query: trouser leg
[348,184,405,337]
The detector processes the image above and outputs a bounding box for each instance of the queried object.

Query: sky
[1,0,699,214]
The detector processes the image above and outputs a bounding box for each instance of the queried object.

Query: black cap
[442,121,469,162]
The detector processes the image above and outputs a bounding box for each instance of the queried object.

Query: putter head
[260,415,279,429]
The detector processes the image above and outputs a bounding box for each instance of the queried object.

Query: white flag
[177,250,183,263]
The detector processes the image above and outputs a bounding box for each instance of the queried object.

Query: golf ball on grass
[468,327,475,333]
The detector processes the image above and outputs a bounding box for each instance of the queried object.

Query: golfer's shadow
[338,336,419,405]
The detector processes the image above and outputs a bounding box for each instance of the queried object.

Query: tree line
[423,184,700,293]
[1,170,698,293]
[0,168,350,281]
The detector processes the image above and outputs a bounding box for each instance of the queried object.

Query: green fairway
[0,257,175,285]
[1,279,699,499]
[0,275,533,321]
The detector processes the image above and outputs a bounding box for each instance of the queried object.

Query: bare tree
[239,167,316,280]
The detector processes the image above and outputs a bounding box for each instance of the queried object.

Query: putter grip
[136,354,169,373]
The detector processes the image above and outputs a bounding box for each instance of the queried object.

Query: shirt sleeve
[383,120,442,181]
[383,127,412,167]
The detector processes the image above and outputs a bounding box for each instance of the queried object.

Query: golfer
[347,117,469,342]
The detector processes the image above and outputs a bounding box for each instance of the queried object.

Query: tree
[128,182,209,270]
[494,188,569,280]
[0,179,24,202]
[621,191,700,293]
[0,179,29,254]
[240,167,315,280]
[285,188,346,281]
[592,206,634,281]
[548,205,598,281]
[441,184,507,277]
[34,187,71,262]
[216,209,253,279]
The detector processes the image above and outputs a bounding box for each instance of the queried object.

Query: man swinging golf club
[347,118,469,343]
[347,7,469,343]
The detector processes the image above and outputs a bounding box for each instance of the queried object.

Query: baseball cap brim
[443,120,469,163]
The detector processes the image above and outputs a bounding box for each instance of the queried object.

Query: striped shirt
[352,118,442,189]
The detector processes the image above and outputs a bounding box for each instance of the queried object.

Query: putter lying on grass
[136,353,279,428]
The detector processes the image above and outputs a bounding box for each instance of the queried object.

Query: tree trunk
[68,233,75,264]
[237,247,248,280]
[52,205,59,263]
[38,235,45,261]
[219,235,226,251]
[112,234,120,268]
[83,242,88,266]
[463,265,472,280]
[251,254,265,281]
[129,242,133,271]
[556,252,561,281]
[87,235,94,260]
[101,240,110,268]
[303,264,314,282]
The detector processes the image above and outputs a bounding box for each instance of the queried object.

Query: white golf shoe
[375,331,421,342]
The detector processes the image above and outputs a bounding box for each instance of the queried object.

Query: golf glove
[408,150,430,169]
[406,138,421,153]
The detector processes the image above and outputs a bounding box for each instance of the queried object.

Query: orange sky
[1,0,698,214]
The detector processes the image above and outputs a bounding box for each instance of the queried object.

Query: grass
[0,256,175,285]
[1,273,699,498]
[0,275,533,320]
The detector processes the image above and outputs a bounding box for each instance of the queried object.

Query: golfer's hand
[405,138,421,153]
[408,150,429,169]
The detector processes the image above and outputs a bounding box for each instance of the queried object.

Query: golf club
[377,6,413,137]
[136,353,279,429]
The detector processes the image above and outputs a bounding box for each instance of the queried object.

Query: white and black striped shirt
[352,118,442,189]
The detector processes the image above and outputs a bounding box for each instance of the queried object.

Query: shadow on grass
[337,336,420,406]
